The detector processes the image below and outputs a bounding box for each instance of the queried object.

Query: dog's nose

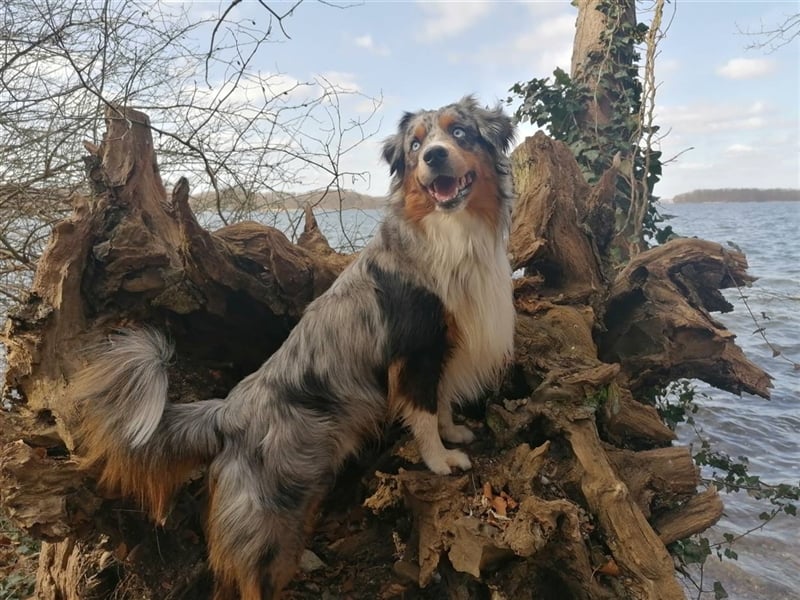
[423,145,448,168]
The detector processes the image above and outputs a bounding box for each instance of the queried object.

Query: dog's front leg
[405,407,472,474]
[386,344,471,475]
[437,397,476,444]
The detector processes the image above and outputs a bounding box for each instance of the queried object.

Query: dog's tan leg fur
[206,474,324,599]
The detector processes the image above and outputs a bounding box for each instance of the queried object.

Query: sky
[192,0,800,200]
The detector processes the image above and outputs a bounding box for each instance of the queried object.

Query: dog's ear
[382,134,404,176]
[382,111,414,176]
[459,96,515,154]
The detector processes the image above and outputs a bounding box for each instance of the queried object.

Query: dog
[74,96,516,599]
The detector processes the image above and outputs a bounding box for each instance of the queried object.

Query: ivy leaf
[726,240,743,252]
[713,581,729,599]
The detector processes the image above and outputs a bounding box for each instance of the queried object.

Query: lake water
[662,201,799,599]
[2,201,797,598]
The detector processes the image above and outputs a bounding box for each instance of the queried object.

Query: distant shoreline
[190,188,385,213]
[670,188,800,204]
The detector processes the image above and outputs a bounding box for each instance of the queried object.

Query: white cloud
[204,72,306,108]
[659,58,680,73]
[658,101,770,134]
[509,14,575,72]
[654,98,799,197]
[352,34,390,56]
[717,58,777,80]
[450,12,575,74]
[354,34,373,49]
[725,143,755,155]
[671,161,715,172]
[416,1,492,42]
[524,2,571,19]
[354,95,382,116]
[316,71,361,93]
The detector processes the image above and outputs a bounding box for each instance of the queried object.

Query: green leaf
[713,581,729,599]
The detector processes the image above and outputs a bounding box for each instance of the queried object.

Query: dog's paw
[425,448,473,475]
[440,423,476,444]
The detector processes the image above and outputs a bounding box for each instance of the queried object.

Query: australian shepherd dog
[74,96,516,599]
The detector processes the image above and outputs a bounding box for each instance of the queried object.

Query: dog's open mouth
[426,171,475,208]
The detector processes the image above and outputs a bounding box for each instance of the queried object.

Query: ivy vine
[508,0,673,256]
[652,380,799,599]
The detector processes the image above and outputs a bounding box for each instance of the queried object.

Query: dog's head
[382,96,515,225]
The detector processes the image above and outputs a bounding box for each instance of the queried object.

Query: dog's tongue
[431,176,458,203]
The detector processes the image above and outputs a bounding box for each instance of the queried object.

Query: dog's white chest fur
[422,211,515,403]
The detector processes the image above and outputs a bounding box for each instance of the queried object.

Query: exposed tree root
[0,112,769,599]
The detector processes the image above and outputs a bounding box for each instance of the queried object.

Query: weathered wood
[563,414,685,599]
[571,0,637,129]
[654,487,725,545]
[370,442,611,600]
[0,441,96,540]
[509,133,604,304]
[607,446,699,518]
[600,238,772,398]
[599,384,676,448]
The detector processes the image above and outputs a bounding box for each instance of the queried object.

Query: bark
[509,134,604,304]
[571,0,637,130]
[570,0,646,262]
[600,238,772,398]
[0,110,770,599]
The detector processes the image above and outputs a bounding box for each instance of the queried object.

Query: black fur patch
[258,547,277,600]
[279,368,338,416]
[368,262,450,414]
[273,478,309,510]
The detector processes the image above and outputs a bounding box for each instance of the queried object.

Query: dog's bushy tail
[74,327,225,522]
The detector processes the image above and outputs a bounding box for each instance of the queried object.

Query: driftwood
[0,112,770,599]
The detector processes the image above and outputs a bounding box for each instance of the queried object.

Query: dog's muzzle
[420,145,475,210]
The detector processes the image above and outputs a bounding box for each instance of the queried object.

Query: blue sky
[197,0,800,200]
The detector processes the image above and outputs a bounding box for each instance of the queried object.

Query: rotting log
[600,237,773,398]
[509,133,605,305]
[654,487,725,546]
[564,413,685,599]
[598,384,676,448]
[0,114,771,599]
[606,445,699,518]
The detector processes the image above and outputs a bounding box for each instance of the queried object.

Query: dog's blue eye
[452,127,466,139]
[410,140,421,152]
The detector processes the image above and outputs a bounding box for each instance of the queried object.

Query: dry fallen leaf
[597,559,621,577]
[492,495,508,517]
[482,481,493,500]
[500,491,518,510]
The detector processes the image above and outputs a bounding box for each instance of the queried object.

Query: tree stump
[0,113,770,599]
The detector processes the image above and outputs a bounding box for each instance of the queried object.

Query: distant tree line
[671,188,800,203]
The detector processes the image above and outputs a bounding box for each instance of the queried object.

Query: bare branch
[738,13,800,52]
[0,0,378,314]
